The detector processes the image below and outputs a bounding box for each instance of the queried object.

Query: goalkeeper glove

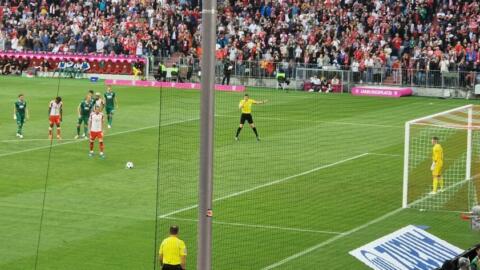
[431,162,436,171]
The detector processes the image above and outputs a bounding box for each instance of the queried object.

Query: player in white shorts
[48,96,63,140]
[88,106,105,158]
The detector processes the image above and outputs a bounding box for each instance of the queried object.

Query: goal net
[403,104,480,211]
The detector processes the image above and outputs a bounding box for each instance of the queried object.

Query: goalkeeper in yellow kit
[430,136,444,195]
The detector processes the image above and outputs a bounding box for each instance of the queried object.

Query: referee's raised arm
[254,99,268,104]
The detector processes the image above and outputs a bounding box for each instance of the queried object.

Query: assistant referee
[235,94,267,141]
[159,226,187,270]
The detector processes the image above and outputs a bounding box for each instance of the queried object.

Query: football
[125,161,134,169]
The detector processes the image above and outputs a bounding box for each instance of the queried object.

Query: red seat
[303,81,313,91]
[105,62,114,74]
[90,61,99,73]
[332,84,342,93]
[114,63,122,74]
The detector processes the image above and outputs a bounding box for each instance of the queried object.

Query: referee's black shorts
[240,113,254,124]
[162,264,183,270]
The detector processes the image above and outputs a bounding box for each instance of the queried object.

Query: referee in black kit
[235,94,267,141]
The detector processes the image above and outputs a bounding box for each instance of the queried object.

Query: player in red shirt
[88,106,105,158]
[48,96,63,140]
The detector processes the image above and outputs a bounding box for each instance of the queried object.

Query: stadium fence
[149,56,480,94]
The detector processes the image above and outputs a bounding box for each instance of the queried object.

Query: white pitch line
[215,114,401,129]
[261,207,403,270]
[161,216,343,235]
[0,117,198,158]
[1,138,77,143]
[368,152,402,158]
[159,153,370,218]
[368,152,460,162]
[261,171,473,269]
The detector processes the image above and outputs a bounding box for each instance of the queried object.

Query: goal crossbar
[406,104,473,125]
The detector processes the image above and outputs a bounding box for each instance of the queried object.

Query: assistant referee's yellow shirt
[240,99,256,114]
[159,236,187,265]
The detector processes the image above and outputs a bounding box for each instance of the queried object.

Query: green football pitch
[0,76,479,269]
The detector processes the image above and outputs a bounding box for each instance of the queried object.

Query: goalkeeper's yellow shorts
[432,165,443,176]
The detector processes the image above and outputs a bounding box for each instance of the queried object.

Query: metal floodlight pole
[197,0,216,270]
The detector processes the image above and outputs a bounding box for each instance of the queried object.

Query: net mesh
[405,105,480,211]
[2,75,480,269]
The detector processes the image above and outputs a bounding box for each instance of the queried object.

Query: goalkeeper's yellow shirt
[432,143,444,165]
[240,99,256,114]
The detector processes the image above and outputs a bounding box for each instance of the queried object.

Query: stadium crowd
[0,0,479,85]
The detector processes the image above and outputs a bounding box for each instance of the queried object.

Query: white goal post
[402,104,478,211]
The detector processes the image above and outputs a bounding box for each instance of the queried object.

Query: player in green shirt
[104,85,118,129]
[87,90,96,109]
[75,94,93,139]
[13,94,29,138]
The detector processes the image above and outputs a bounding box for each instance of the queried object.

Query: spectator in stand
[466,61,477,88]
[308,75,321,92]
[155,62,167,81]
[459,58,468,88]
[0,0,479,87]
[392,34,403,58]
[7,59,19,75]
[351,59,360,83]
[74,61,83,78]
[331,75,340,92]
[276,69,288,91]
[320,77,332,93]
[365,55,374,84]
[4,59,12,74]
[475,62,480,85]
[458,257,472,270]
[0,32,5,51]
[81,60,91,75]
[392,58,401,84]
[373,57,383,84]
[64,60,75,78]
[132,61,144,80]
[18,58,30,75]
[53,61,66,78]
[39,59,51,77]
[471,246,480,270]
[440,56,450,74]
[222,59,233,85]
[0,56,5,74]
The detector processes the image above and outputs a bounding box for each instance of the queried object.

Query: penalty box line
[0,118,199,158]
[161,216,343,235]
[215,115,402,129]
[158,153,370,218]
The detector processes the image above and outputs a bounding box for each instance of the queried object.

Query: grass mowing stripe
[261,174,474,269]
[159,153,370,218]
[1,139,78,143]
[261,207,404,270]
[0,117,199,158]
[215,115,402,128]
[34,75,63,270]
[161,216,343,235]
[367,153,402,158]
